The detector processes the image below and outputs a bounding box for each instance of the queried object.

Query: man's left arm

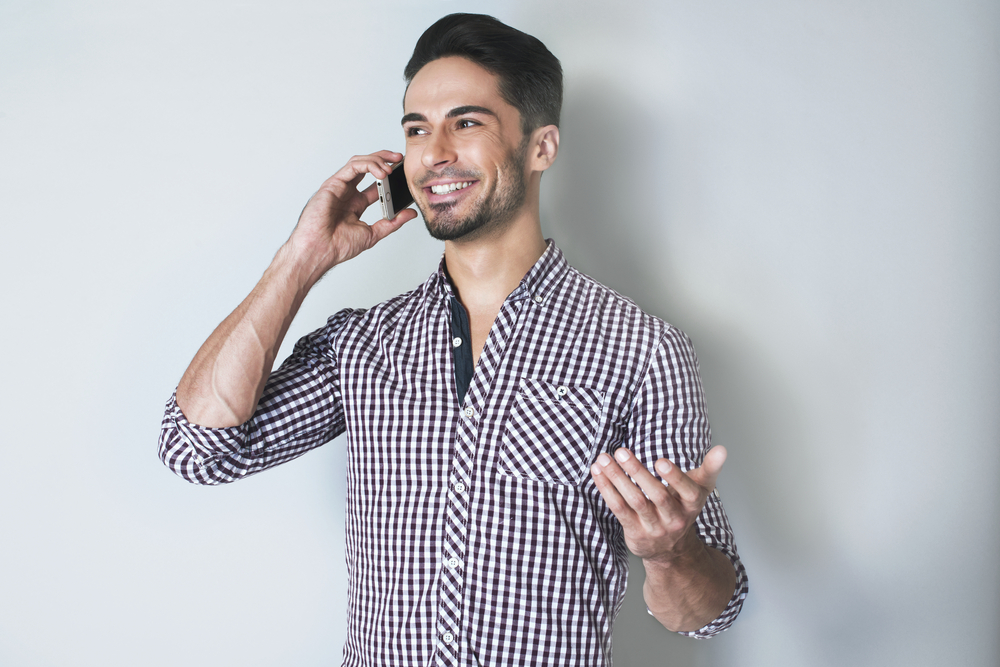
[590,327,747,636]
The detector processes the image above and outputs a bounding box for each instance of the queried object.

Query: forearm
[176,242,328,427]
[169,150,410,430]
[641,528,737,633]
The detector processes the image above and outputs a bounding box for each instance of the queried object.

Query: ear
[527,125,560,173]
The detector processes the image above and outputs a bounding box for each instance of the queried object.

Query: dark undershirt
[449,296,474,405]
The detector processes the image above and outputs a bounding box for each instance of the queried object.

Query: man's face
[402,56,529,241]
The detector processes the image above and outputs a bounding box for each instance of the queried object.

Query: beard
[416,137,529,242]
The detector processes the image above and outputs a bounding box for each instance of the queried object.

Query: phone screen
[388,162,414,210]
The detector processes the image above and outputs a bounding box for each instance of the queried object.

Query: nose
[421,130,457,170]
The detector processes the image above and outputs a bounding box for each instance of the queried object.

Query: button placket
[434,289,527,667]
[435,354,479,667]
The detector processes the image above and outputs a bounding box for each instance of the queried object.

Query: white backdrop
[1,1,997,665]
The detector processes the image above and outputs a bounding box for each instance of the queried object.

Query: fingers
[326,151,404,192]
[590,455,642,529]
[359,178,416,236]
[652,458,703,508]
[699,445,727,490]
[656,445,726,498]
[359,181,381,208]
[362,150,403,180]
[368,149,405,172]
[591,450,674,527]
[316,151,406,221]
[595,446,724,520]
[610,448,675,512]
[368,207,417,243]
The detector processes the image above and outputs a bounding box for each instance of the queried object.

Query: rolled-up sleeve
[628,326,749,638]
[158,309,358,485]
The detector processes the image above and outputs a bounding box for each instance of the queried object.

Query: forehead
[403,56,509,115]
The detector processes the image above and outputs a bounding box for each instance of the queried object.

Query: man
[160,13,747,666]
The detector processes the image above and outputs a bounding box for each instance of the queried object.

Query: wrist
[640,532,736,632]
[272,239,335,291]
[642,526,706,571]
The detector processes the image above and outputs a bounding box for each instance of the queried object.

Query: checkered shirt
[159,241,748,666]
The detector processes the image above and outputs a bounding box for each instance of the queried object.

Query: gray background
[1,0,997,665]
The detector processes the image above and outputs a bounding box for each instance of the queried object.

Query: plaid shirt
[159,242,748,666]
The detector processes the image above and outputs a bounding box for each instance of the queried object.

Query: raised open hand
[590,445,727,563]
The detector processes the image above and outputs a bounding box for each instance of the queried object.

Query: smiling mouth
[429,181,474,195]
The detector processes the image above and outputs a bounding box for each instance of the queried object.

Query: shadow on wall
[543,79,869,664]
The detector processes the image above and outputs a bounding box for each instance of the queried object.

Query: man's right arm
[175,150,416,429]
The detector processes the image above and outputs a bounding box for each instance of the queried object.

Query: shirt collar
[428,239,569,304]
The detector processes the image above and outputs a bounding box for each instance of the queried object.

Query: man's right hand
[176,151,416,428]
[286,150,418,282]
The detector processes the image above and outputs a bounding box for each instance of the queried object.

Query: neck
[443,210,547,309]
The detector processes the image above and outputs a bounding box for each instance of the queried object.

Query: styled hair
[404,13,563,135]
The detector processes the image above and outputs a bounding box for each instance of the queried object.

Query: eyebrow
[401,105,498,125]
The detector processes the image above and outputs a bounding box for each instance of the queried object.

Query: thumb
[369,207,418,244]
[690,445,727,491]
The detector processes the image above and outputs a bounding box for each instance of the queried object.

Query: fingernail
[597,453,612,467]
[657,459,672,474]
[614,448,630,462]
[590,463,603,476]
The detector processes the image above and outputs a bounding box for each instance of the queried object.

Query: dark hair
[404,13,563,135]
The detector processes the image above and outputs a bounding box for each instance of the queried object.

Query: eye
[405,126,428,137]
[457,119,480,129]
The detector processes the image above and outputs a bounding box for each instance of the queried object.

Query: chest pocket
[498,378,604,486]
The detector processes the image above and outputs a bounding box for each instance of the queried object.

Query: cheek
[477,137,510,167]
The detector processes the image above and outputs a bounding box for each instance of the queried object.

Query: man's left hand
[590,445,726,563]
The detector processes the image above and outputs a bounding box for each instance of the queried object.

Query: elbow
[157,425,234,486]
[176,387,252,430]
[157,441,225,486]
[158,393,250,486]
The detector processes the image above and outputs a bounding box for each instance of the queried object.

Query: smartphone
[377,161,414,220]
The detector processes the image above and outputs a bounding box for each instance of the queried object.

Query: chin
[424,217,489,242]
[418,201,485,241]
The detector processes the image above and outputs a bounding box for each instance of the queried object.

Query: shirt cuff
[672,545,749,639]
[158,391,252,484]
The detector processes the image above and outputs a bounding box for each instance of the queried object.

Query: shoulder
[319,271,442,346]
[556,263,705,386]
[557,263,672,345]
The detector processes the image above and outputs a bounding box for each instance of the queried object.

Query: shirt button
[454,482,466,493]
[463,407,475,418]
[533,294,543,304]
[446,557,460,569]
[452,337,462,348]
[714,488,721,499]
[442,632,455,644]
[556,385,569,397]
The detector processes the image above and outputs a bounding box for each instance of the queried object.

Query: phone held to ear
[377,161,414,220]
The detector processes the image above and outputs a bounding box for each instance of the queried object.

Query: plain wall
[1,0,997,665]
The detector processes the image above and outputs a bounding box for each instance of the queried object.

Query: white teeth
[430,181,472,195]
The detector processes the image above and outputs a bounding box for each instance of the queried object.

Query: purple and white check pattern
[159,242,748,666]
